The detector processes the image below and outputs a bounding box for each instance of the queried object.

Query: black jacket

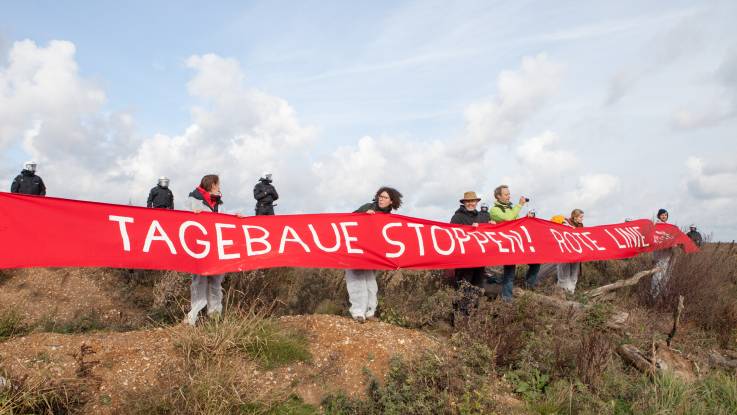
[10,170,46,196]
[686,230,703,247]
[478,209,491,224]
[188,189,221,213]
[355,202,392,214]
[450,206,481,225]
[253,179,279,205]
[147,185,174,209]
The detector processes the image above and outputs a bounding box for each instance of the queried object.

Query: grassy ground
[1,243,735,414]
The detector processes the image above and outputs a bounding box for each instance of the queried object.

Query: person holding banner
[450,191,486,287]
[651,208,673,298]
[555,209,584,294]
[346,187,403,323]
[185,174,230,325]
[490,184,540,301]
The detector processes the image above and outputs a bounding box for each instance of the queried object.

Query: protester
[556,209,584,294]
[253,172,279,215]
[651,208,673,298]
[478,202,492,224]
[146,176,174,209]
[10,161,46,196]
[686,224,703,247]
[185,174,242,325]
[450,191,486,287]
[346,186,403,323]
[490,184,540,301]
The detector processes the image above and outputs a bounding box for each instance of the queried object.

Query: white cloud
[671,46,737,130]
[462,54,563,152]
[685,157,737,199]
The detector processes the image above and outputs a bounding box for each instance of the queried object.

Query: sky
[1,0,736,240]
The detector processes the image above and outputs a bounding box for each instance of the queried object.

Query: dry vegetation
[0,243,736,414]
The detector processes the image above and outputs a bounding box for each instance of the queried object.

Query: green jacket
[490,201,522,223]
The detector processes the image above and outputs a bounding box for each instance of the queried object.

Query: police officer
[147,176,174,209]
[686,224,703,247]
[10,161,46,196]
[253,172,279,215]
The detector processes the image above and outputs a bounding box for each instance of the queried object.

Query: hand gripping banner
[0,193,698,275]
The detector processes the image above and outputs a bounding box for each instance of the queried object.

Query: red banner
[0,193,697,275]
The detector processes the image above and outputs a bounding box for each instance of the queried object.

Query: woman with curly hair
[346,186,403,323]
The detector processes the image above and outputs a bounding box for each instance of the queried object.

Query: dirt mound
[0,314,441,413]
[0,268,150,328]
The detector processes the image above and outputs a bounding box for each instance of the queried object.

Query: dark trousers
[501,264,540,301]
[454,267,486,288]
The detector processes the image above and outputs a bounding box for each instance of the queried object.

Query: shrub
[0,310,28,341]
[175,306,311,369]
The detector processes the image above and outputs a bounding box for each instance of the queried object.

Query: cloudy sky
[2,0,736,240]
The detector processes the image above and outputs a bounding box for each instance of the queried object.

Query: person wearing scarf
[490,184,540,301]
[556,209,584,294]
[185,174,227,325]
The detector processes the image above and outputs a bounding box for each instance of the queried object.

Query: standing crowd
[8,161,703,325]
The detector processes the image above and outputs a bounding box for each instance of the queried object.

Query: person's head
[689,224,697,231]
[158,176,170,188]
[200,174,220,193]
[494,185,510,203]
[657,208,668,222]
[260,172,272,182]
[23,161,37,172]
[374,186,403,210]
[480,202,489,212]
[571,208,584,225]
[460,191,481,211]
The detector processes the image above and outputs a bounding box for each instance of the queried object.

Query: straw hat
[459,191,481,203]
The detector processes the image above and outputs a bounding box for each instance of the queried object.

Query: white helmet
[158,176,170,188]
[260,171,272,181]
[23,160,37,172]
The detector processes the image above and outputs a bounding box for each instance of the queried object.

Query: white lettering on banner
[179,221,210,259]
[215,223,240,260]
[339,222,363,254]
[431,225,455,256]
[519,226,536,253]
[109,215,134,251]
[143,220,177,254]
[581,232,606,251]
[242,225,271,256]
[451,228,471,254]
[468,231,489,253]
[605,226,649,249]
[484,232,510,253]
[382,223,405,258]
[499,231,526,253]
[308,223,341,252]
[550,229,608,254]
[279,225,311,253]
[563,231,583,253]
[407,223,426,256]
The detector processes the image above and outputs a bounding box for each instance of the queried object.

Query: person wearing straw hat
[450,191,486,287]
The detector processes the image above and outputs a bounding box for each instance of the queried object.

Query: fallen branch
[512,287,628,330]
[617,344,655,377]
[708,351,737,370]
[585,268,658,300]
[618,341,698,382]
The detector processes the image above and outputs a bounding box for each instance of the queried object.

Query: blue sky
[2,0,736,239]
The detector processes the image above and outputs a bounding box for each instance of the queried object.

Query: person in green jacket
[491,184,540,301]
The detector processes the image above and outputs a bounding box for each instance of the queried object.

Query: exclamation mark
[520,226,535,253]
